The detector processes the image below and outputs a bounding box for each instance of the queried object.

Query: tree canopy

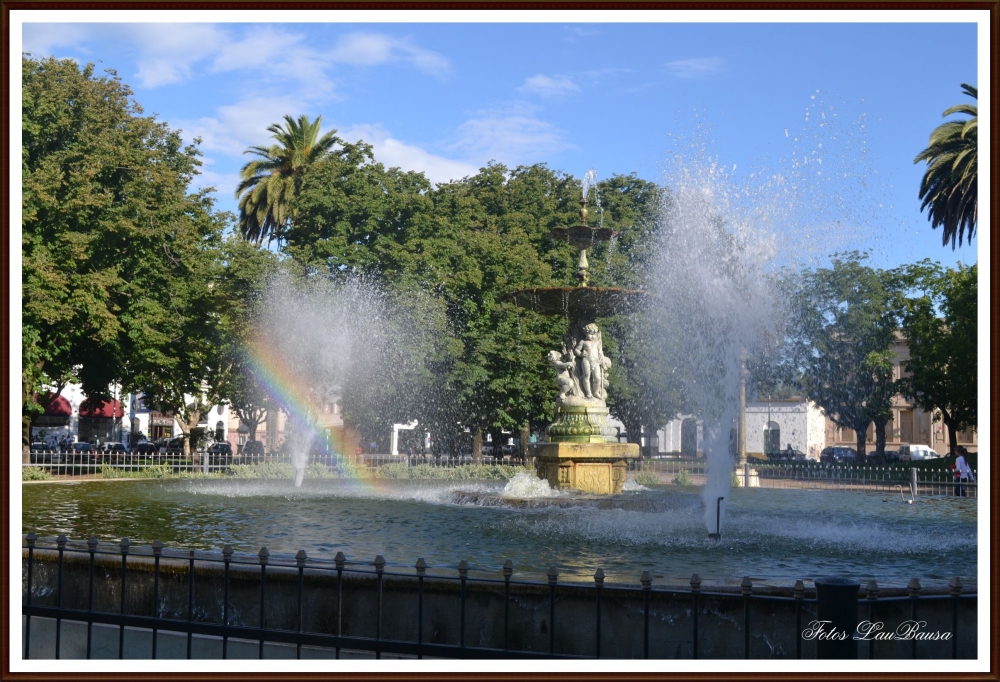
[21,55,228,453]
[914,83,978,250]
[788,253,900,459]
[893,260,977,455]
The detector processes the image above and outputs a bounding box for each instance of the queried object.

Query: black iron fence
[22,534,976,660]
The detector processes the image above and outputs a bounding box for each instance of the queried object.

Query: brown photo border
[1,2,997,680]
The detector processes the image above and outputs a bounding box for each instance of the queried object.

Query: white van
[899,444,940,462]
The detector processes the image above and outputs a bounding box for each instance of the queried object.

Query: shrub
[228,461,295,479]
[670,469,692,486]
[634,470,660,486]
[140,464,172,479]
[731,471,741,487]
[22,467,50,481]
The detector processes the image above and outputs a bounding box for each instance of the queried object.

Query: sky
[15,12,987,271]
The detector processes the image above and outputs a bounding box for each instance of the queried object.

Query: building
[29,382,229,449]
[650,334,976,459]
[227,396,345,455]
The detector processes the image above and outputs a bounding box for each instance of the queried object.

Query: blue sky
[18,16,985,269]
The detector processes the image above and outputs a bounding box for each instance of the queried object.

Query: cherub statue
[548,349,579,402]
[573,323,607,401]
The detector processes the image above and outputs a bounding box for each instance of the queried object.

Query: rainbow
[245,337,380,488]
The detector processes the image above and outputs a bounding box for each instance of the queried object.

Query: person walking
[954,448,975,497]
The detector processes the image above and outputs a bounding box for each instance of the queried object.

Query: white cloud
[664,57,725,80]
[21,23,89,56]
[209,27,336,95]
[445,113,573,164]
[124,24,225,87]
[328,32,452,76]
[341,124,478,184]
[174,94,317,157]
[518,74,580,99]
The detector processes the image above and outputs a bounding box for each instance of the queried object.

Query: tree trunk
[939,408,959,457]
[873,417,889,458]
[856,423,869,461]
[472,427,483,465]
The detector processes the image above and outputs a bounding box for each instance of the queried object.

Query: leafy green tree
[789,254,900,459]
[894,261,977,455]
[914,84,977,249]
[21,55,217,453]
[235,114,341,245]
[125,192,230,459]
[215,238,283,444]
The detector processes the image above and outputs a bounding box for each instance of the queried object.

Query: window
[764,422,780,455]
[681,418,698,458]
[215,421,225,442]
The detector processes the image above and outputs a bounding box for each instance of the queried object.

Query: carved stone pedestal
[533,442,640,495]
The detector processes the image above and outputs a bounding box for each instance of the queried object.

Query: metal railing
[21,534,975,660]
[22,451,530,479]
[639,459,978,497]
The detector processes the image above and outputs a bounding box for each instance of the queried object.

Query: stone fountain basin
[502,286,650,318]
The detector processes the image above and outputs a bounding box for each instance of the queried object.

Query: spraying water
[647,157,785,534]
[253,273,443,486]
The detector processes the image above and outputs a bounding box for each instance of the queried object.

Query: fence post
[416,558,426,659]
[295,549,307,659]
[593,568,604,658]
[547,566,559,656]
[374,555,385,659]
[218,544,232,659]
[118,538,129,660]
[794,579,804,659]
[55,534,66,659]
[152,540,163,659]
[186,549,195,659]
[949,576,962,659]
[814,577,859,659]
[741,576,752,658]
[24,533,36,659]
[86,535,98,659]
[690,573,701,659]
[459,560,469,655]
[258,547,269,660]
[864,579,879,659]
[641,570,651,659]
[908,578,921,659]
[335,551,345,660]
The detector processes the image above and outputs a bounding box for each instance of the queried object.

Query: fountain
[504,178,647,495]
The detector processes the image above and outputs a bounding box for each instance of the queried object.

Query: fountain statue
[504,178,646,494]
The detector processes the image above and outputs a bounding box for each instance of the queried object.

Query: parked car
[769,447,807,462]
[207,442,234,464]
[70,442,95,463]
[242,440,265,458]
[101,442,128,454]
[899,444,940,462]
[879,449,900,462]
[29,442,51,464]
[820,446,857,463]
[132,441,159,455]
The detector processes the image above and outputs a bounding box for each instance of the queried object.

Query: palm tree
[914,84,977,250]
[235,114,341,245]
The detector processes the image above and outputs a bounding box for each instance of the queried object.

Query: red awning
[79,398,124,419]
[42,395,72,417]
